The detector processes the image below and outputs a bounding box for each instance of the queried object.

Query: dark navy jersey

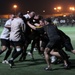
[36,24,60,42]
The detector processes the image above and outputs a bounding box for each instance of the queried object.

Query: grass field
[0,26,75,75]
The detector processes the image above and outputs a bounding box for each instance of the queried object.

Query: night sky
[0,0,75,15]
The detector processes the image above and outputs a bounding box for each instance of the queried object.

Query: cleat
[33,48,37,51]
[2,60,8,64]
[28,52,32,56]
[45,67,53,71]
[64,65,71,70]
[27,52,34,59]
[8,60,15,68]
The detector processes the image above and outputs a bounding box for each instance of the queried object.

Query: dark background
[0,0,75,15]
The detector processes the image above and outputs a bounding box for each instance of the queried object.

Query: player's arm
[34,23,40,26]
[4,25,11,28]
[27,21,36,30]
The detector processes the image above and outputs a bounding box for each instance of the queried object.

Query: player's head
[29,11,35,18]
[45,18,52,24]
[39,19,45,26]
[17,12,23,18]
[9,14,15,20]
[34,14,40,20]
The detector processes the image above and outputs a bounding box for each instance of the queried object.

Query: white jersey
[10,17,26,41]
[23,14,30,19]
[0,19,12,40]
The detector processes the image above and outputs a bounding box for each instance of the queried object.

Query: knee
[2,46,7,51]
[44,48,49,55]
[50,50,54,55]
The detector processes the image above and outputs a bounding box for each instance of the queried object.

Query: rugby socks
[19,50,27,61]
[4,49,12,60]
[12,48,16,57]
[12,50,22,60]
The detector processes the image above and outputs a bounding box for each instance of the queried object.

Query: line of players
[0,11,75,70]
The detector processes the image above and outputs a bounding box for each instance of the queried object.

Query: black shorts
[10,40,24,47]
[46,39,62,50]
[64,41,74,51]
[41,41,48,49]
[1,39,10,47]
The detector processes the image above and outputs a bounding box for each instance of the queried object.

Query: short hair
[40,18,45,22]
[45,18,52,23]
[30,11,35,15]
[17,12,23,18]
[29,11,35,18]
[39,15,43,20]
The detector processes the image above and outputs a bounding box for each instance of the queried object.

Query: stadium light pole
[27,11,30,13]
[13,4,17,15]
[43,10,45,13]
[69,7,75,14]
[54,6,61,13]
[42,10,46,15]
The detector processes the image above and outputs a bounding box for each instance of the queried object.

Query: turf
[0,26,75,75]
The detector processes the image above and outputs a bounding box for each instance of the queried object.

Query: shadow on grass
[69,59,75,69]
[13,58,46,68]
[12,59,75,70]
[59,59,75,70]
